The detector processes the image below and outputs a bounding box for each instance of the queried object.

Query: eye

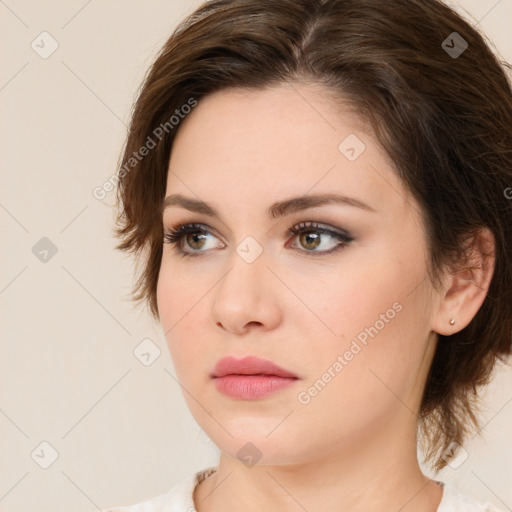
[287,221,353,255]
[163,221,353,256]
[163,223,223,256]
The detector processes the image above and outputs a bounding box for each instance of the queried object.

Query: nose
[211,247,283,335]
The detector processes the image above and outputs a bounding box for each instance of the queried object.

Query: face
[157,82,439,466]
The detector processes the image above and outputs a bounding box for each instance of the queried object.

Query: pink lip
[212,356,298,378]
[211,356,299,400]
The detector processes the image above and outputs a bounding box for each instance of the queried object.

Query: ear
[431,227,496,336]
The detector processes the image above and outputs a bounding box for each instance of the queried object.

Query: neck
[193,413,443,512]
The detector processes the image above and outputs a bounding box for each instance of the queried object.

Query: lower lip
[213,375,298,400]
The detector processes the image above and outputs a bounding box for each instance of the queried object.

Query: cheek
[302,253,404,340]
[294,301,417,442]
[156,258,211,324]
[299,246,428,392]
[156,265,201,372]
[156,260,226,394]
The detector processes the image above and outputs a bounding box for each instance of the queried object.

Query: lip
[211,356,298,379]
[211,356,299,400]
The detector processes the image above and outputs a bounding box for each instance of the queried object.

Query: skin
[156,82,495,512]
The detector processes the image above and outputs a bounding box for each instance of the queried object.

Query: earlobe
[431,227,496,336]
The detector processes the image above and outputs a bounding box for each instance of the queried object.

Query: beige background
[1,1,511,511]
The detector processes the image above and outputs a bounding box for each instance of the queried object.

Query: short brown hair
[114,0,512,471]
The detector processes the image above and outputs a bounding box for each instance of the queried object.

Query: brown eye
[186,232,208,250]
[163,223,223,255]
[163,221,353,257]
[288,221,353,255]
[298,231,321,250]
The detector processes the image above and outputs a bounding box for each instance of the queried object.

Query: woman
[104,0,512,510]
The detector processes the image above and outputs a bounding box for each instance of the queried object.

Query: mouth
[211,355,299,379]
[211,356,299,400]
[212,374,298,400]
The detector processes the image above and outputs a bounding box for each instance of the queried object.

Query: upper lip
[211,356,299,379]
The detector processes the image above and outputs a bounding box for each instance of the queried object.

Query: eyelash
[163,221,353,257]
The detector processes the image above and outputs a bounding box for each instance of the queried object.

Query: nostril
[246,321,263,327]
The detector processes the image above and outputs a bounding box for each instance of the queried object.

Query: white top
[103,466,504,512]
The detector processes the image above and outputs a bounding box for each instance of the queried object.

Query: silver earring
[449,318,455,325]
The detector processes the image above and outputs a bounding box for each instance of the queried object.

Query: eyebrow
[162,192,376,219]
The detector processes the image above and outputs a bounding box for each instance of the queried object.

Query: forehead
[166,83,409,217]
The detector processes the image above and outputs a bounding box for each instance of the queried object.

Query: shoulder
[436,480,506,512]
[102,466,217,512]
